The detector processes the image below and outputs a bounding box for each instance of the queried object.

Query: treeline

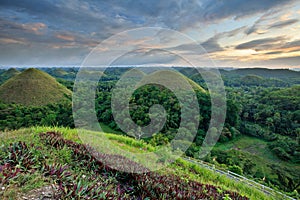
[95,80,241,144]
[231,86,300,163]
[0,102,74,130]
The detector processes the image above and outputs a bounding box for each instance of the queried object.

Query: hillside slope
[0,127,274,200]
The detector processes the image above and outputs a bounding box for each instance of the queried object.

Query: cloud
[0,16,100,48]
[111,49,179,65]
[56,33,76,42]
[22,23,47,35]
[0,0,136,40]
[129,0,296,29]
[264,51,283,55]
[0,0,298,41]
[1,0,297,33]
[0,18,46,35]
[257,55,300,67]
[270,55,300,63]
[235,36,286,51]
[244,22,267,35]
[0,37,26,45]
[164,36,223,56]
[201,0,290,21]
[0,42,89,66]
[244,10,280,35]
[245,25,258,35]
[165,26,245,55]
[258,39,300,53]
[268,19,299,29]
[281,39,300,49]
[0,0,299,67]
[234,37,300,54]
[201,37,224,53]
[223,26,247,37]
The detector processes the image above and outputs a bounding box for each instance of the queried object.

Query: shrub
[228,165,243,175]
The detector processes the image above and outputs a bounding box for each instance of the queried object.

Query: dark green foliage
[269,137,299,162]
[228,85,299,162]
[95,75,214,141]
[270,164,300,192]
[149,133,169,146]
[56,78,74,90]
[0,68,20,84]
[241,123,276,141]
[241,75,264,86]
[0,102,74,130]
[206,148,300,193]
[271,147,291,160]
[228,165,243,175]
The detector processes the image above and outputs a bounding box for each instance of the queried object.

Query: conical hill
[0,68,72,106]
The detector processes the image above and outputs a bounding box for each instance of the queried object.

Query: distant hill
[0,68,71,106]
[240,74,264,86]
[176,67,299,86]
[226,68,300,79]
[221,68,300,85]
[140,70,206,93]
[0,68,20,84]
[117,69,206,93]
[51,68,69,76]
[49,68,76,79]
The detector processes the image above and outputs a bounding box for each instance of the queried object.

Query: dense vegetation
[0,102,74,130]
[0,68,20,84]
[0,67,299,198]
[178,68,300,197]
[0,127,266,199]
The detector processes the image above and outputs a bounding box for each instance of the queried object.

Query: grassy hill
[227,68,300,79]
[0,68,71,106]
[50,68,69,77]
[0,68,20,84]
[221,68,300,86]
[0,127,274,200]
[115,69,206,93]
[150,70,207,93]
[176,67,299,86]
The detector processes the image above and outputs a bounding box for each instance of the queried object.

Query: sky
[0,0,300,68]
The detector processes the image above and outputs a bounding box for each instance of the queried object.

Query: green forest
[0,67,299,199]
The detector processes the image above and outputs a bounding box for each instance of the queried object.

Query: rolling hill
[0,68,20,84]
[0,68,71,106]
[142,70,207,93]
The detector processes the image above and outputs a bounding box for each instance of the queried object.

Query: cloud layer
[0,0,299,67]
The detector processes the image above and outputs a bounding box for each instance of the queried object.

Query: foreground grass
[0,127,274,199]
